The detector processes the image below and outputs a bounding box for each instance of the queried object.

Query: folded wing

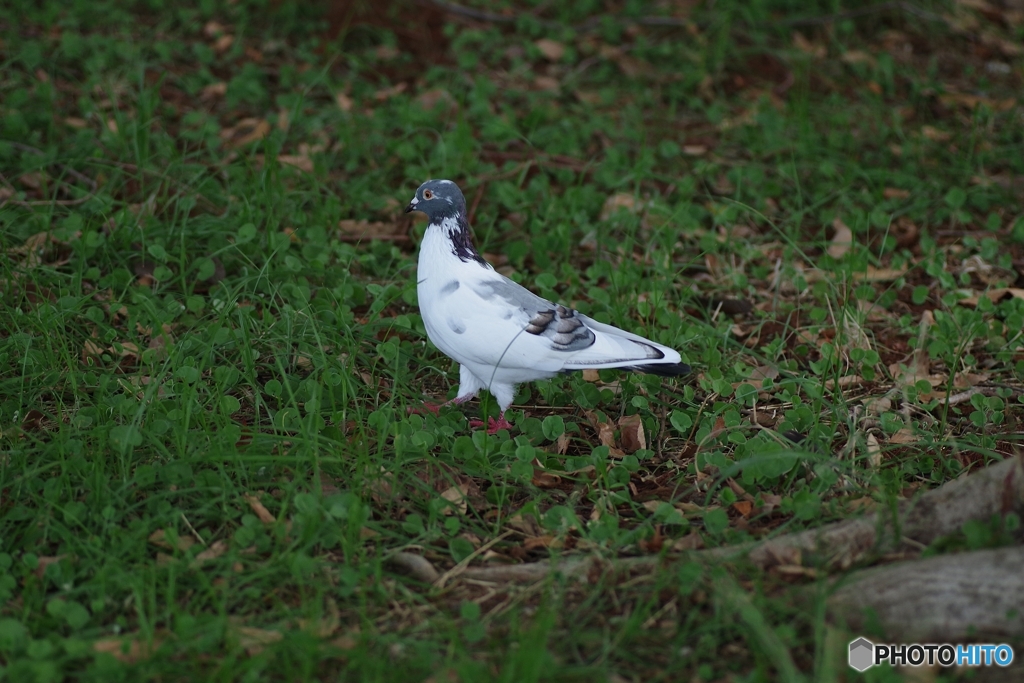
[436,271,684,374]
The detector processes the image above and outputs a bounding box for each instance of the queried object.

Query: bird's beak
[405,197,418,213]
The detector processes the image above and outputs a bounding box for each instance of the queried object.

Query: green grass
[2,0,1023,680]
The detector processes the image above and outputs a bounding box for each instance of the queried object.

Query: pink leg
[407,395,472,416]
[469,412,514,434]
[407,402,443,416]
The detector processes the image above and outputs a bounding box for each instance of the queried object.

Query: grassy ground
[2,0,1023,680]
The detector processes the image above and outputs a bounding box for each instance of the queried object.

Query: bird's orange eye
[423,189,434,200]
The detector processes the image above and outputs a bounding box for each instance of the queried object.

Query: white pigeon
[406,179,689,433]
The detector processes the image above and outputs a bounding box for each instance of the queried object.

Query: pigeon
[406,179,689,434]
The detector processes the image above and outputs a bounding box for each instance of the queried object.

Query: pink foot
[469,413,514,435]
[407,402,444,416]
[408,395,472,417]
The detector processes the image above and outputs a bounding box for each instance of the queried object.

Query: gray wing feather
[474,277,597,352]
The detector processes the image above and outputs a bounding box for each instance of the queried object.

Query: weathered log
[717,454,1024,570]
[458,455,1024,582]
[828,546,1024,640]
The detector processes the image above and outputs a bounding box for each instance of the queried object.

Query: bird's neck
[423,212,488,266]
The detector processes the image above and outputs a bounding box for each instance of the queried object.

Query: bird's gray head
[405,179,466,222]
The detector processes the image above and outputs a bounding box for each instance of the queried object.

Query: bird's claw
[469,414,513,435]
[407,402,443,416]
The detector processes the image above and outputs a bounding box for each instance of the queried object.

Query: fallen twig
[711,453,1024,570]
[454,454,1024,582]
[434,530,513,589]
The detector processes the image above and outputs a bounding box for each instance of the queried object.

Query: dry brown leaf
[939,91,1017,111]
[865,432,882,468]
[276,155,313,173]
[203,20,226,37]
[759,493,782,514]
[748,365,779,382]
[921,125,952,142]
[883,187,911,199]
[841,310,873,353]
[600,193,642,220]
[890,364,945,390]
[671,532,704,551]
[674,501,704,514]
[589,414,617,449]
[533,75,560,91]
[335,92,353,112]
[234,626,283,655]
[774,564,819,579]
[373,83,407,101]
[224,119,270,147]
[852,265,906,282]
[863,396,892,415]
[523,535,561,550]
[93,633,164,663]
[857,298,895,322]
[21,408,45,431]
[244,494,276,524]
[598,44,654,77]
[888,427,918,445]
[330,632,360,650]
[639,526,665,553]
[732,500,753,518]
[823,375,865,390]
[841,50,876,66]
[439,483,469,515]
[414,88,455,112]
[534,38,565,61]
[959,254,1017,286]
[148,529,196,552]
[531,466,562,489]
[702,415,728,446]
[33,555,67,579]
[953,372,989,389]
[792,31,827,58]
[213,34,234,52]
[201,82,227,100]
[81,339,105,362]
[641,500,663,514]
[109,341,140,358]
[843,496,875,512]
[957,287,1024,307]
[18,172,42,190]
[299,598,340,638]
[618,414,646,453]
[827,218,853,258]
[191,539,227,568]
[582,369,601,382]
[506,513,542,536]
